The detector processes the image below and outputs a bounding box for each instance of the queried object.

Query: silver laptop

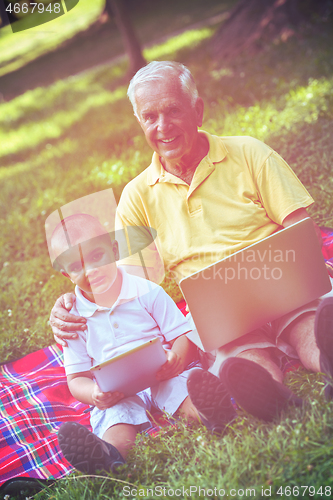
[179,218,332,352]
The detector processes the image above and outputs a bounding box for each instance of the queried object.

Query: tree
[212,0,332,59]
[0,0,18,28]
[105,0,146,77]
[0,0,9,27]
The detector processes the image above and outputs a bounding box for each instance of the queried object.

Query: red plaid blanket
[321,227,333,277]
[0,345,90,486]
[1,227,333,487]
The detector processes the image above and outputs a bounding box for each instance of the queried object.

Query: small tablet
[90,337,167,397]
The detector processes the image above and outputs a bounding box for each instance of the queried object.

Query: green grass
[1,4,333,499]
[0,0,104,76]
[0,0,234,99]
[31,374,333,500]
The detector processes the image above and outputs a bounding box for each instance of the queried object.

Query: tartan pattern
[321,227,333,277]
[0,344,91,485]
[0,228,333,486]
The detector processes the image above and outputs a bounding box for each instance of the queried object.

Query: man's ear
[195,97,204,128]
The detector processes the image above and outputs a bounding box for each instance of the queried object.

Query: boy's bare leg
[103,423,138,459]
[236,348,284,383]
[286,312,320,372]
[178,395,201,422]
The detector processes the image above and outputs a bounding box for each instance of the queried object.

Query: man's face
[135,77,204,167]
[58,235,119,297]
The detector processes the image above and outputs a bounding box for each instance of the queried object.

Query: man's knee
[236,348,283,383]
[284,311,315,347]
[236,348,271,363]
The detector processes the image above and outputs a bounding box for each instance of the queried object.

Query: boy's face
[58,234,119,296]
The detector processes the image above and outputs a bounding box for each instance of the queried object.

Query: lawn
[1,1,333,498]
[0,0,233,99]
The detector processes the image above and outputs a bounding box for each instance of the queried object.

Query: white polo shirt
[63,268,191,375]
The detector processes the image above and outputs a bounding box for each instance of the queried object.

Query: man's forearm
[282,208,322,246]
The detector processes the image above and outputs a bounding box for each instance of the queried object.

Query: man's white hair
[127,61,199,117]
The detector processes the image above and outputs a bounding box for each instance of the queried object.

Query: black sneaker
[315,297,333,400]
[0,478,54,496]
[187,368,236,434]
[58,422,125,474]
[220,357,303,422]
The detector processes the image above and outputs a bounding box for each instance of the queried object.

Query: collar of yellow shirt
[146,131,228,198]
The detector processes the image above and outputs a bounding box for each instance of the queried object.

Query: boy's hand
[156,350,183,381]
[91,383,124,410]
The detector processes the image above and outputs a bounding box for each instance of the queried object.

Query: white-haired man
[50,61,333,429]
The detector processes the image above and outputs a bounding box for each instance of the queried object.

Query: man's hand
[156,350,183,381]
[91,383,124,411]
[50,293,87,347]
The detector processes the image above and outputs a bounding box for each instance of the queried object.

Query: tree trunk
[106,0,146,77]
[212,0,330,59]
[0,0,10,27]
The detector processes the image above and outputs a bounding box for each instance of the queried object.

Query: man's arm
[282,207,322,246]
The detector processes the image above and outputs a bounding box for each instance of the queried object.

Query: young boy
[51,213,200,475]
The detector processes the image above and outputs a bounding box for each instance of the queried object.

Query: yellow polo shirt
[116,132,314,283]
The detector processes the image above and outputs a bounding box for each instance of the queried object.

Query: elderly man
[51,61,333,429]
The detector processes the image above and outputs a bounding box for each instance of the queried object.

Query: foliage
[1,3,333,498]
[0,0,233,88]
[33,372,333,499]
[0,0,104,77]
[1,8,333,361]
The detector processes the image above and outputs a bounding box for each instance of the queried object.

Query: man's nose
[157,113,171,132]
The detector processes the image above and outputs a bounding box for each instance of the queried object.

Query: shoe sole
[220,358,302,422]
[58,422,125,474]
[187,368,236,432]
[315,297,333,399]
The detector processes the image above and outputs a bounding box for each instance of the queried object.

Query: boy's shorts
[186,276,333,376]
[91,370,191,439]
